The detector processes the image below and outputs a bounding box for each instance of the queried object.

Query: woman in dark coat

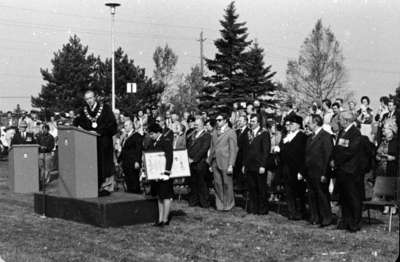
[147,123,174,226]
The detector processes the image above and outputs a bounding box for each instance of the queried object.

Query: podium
[8,144,39,193]
[58,126,98,198]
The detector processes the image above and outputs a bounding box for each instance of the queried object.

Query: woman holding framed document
[147,123,174,227]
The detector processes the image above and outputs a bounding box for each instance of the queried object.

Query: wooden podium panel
[8,144,39,193]
[58,126,98,198]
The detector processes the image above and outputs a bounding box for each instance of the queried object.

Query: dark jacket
[36,133,55,153]
[280,131,307,177]
[235,127,250,171]
[148,134,173,174]
[118,131,143,169]
[187,130,211,164]
[73,103,117,137]
[305,129,334,179]
[243,128,270,172]
[333,125,363,176]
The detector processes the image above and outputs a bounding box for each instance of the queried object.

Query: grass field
[0,160,398,262]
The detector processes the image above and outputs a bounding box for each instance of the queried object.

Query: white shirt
[283,129,300,144]
[154,134,162,145]
[314,127,322,136]
[195,129,205,139]
[252,126,260,136]
[90,102,97,112]
[344,122,354,133]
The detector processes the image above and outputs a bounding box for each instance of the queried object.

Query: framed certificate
[143,149,191,180]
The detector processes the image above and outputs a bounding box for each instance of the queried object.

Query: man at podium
[73,90,118,196]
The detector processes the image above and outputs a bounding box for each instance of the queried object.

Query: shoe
[153,221,164,227]
[163,220,170,226]
[320,222,333,228]
[98,189,111,197]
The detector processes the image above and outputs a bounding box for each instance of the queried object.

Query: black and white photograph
[0,0,399,261]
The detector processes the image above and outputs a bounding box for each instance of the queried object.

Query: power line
[0,3,219,33]
[0,19,198,42]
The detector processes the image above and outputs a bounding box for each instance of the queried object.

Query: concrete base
[34,192,158,227]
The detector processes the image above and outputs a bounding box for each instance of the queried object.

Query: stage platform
[34,192,158,227]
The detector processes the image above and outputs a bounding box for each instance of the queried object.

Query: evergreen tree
[199,1,251,114]
[97,47,164,115]
[32,35,98,112]
[242,41,278,107]
[32,35,163,115]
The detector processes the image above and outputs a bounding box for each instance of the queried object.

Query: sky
[0,0,399,111]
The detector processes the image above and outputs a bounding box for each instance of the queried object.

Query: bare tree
[152,44,178,103]
[286,19,350,107]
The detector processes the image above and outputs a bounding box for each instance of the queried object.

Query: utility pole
[197,31,206,77]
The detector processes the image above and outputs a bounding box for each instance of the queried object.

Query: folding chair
[363,176,399,232]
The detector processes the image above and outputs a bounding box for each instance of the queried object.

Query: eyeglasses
[155,120,161,123]
[216,118,224,122]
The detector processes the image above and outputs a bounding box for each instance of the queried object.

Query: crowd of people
[0,92,398,231]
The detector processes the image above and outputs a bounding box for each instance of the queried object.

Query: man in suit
[208,114,238,211]
[280,114,308,220]
[187,117,211,207]
[37,124,55,185]
[332,111,364,232]
[185,115,197,145]
[11,120,36,146]
[242,114,270,214]
[118,119,144,193]
[305,114,334,227]
[234,115,250,191]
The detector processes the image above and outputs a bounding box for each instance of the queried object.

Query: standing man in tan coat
[208,114,238,211]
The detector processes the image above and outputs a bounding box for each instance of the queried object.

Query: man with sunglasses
[207,114,238,211]
[155,116,173,142]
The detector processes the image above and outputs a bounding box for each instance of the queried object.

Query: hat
[287,114,303,127]
[148,123,163,133]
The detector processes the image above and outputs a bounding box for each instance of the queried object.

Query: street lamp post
[105,2,120,112]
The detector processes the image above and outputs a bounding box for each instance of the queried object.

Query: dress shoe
[153,221,164,227]
[336,223,347,230]
[98,189,111,197]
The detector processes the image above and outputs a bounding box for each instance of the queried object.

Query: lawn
[0,160,398,262]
